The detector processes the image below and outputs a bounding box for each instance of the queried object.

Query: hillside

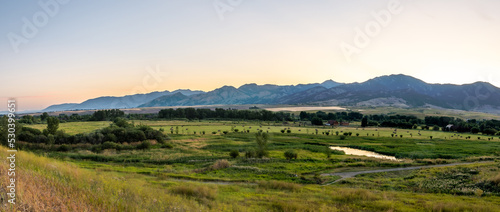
[43,89,204,112]
[43,74,500,114]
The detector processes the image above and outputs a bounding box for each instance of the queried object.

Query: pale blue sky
[1,0,500,110]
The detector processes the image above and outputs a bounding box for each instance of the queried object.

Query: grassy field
[4,119,500,211]
[31,119,500,141]
[29,121,111,135]
[2,146,500,211]
[350,106,500,120]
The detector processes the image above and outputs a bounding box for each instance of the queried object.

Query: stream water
[330,146,399,161]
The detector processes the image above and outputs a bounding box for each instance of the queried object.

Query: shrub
[325,145,332,158]
[113,117,130,128]
[18,131,36,143]
[490,173,500,186]
[127,130,147,142]
[57,144,71,152]
[356,133,359,136]
[284,150,298,160]
[335,131,339,136]
[281,129,285,133]
[21,126,42,135]
[255,131,269,158]
[137,140,152,150]
[230,149,239,158]
[311,117,323,126]
[160,143,173,149]
[212,131,217,134]
[343,132,349,136]
[483,128,498,136]
[211,159,230,170]
[331,149,345,155]
[91,145,102,153]
[222,131,228,135]
[245,150,256,158]
[339,135,346,140]
[155,133,167,144]
[101,141,118,150]
[104,133,117,142]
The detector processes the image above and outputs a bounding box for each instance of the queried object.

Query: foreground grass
[2,145,500,211]
[0,145,207,211]
[9,119,500,211]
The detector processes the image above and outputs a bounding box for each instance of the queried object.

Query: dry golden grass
[211,159,231,170]
[0,154,102,211]
[170,184,217,200]
[491,173,500,185]
[257,180,301,192]
[0,146,208,212]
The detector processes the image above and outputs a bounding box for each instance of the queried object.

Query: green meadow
[3,119,500,211]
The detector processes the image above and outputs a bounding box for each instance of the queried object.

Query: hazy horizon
[2,0,500,110]
[9,73,499,112]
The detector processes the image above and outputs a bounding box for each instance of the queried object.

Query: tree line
[14,117,169,150]
[9,108,500,136]
[158,108,293,121]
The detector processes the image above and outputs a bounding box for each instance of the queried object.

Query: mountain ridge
[43,75,500,114]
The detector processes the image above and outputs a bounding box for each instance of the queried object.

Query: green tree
[46,117,59,135]
[483,128,498,135]
[113,118,130,128]
[40,112,49,121]
[284,150,298,160]
[19,115,34,124]
[361,116,368,127]
[325,145,332,158]
[229,149,239,158]
[311,117,323,126]
[137,140,152,150]
[255,131,269,158]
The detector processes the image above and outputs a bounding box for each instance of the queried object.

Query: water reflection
[330,146,399,161]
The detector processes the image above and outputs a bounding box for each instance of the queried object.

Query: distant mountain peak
[321,79,342,89]
[217,85,237,91]
[41,74,500,114]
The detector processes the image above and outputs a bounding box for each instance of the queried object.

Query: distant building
[340,122,349,126]
[446,124,454,130]
[326,120,339,126]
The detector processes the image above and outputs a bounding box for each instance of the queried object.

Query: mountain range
[43,74,500,114]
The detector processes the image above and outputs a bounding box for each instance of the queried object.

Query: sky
[1,0,500,111]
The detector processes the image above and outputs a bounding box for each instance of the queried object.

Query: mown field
[3,120,500,211]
